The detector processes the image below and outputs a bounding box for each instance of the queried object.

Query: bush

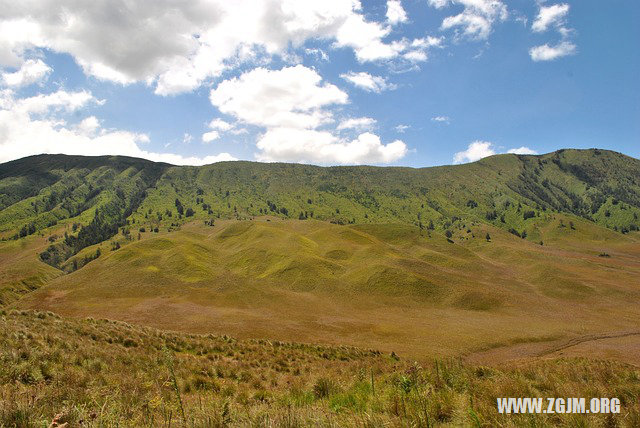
[313,377,338,398]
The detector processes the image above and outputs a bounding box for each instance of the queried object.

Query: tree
[485,233,491,242]
[486,211,498,221]
[185,207,195,217]
[445,230,453,238]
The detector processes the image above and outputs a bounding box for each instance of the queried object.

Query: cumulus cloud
[340,71,396,93]
[74,116,101,136]
[202,131,220,143]
[529,3,576,62]
[386,0,408,25]
[211,65,348,129]
[395,124,410,133]
[210,65,406,164]
[0,0,431,95]
[429,0,508,40]
[507,146,537,155]
[208,118,234,132]
[453,141,496,163]
[337,117,376,131]
[0,89,235,165]
[7,89,102,115]
[529,41,576,61]
[256,128,407,164]
[206,117,247,136]
[453,141,538,163]
[1,59,51,87]
[532,4,569,33]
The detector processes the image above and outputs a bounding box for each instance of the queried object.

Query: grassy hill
[1,150,640,426]
[15,217,640,362]
[0,150,639,352]
[0,149,638,280]
[2,149,639,238]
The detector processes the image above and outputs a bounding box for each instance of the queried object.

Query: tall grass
[1,309,639,427]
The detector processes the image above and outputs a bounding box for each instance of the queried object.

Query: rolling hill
[1,149,640,426]
[0,149,638,359]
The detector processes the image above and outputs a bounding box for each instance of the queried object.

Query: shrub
[313,377,338,398]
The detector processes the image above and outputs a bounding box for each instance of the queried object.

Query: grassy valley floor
[13,219,640,364]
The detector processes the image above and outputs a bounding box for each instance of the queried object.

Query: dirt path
[465,330,640,367]
[535,330,640,357]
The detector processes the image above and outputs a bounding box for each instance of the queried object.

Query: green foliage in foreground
[1,310,639,427]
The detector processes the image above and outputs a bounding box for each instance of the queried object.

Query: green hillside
[1,148,639,306]
[2,149,639,241]
[1,150,640,426]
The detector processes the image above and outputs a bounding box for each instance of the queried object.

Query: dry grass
[14,219,640,363]
[1,309,639,427]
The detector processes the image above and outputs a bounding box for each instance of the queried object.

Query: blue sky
[0,0,638,167]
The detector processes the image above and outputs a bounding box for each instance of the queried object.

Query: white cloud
[507,146,537,155]
[529,3,576,62]
[182,133,193,144]
[454,141,540,163]
[453,141,496,163]
[395,124,409,133]
[305,48,329,62]
[529,41,576,61]
[211,65,348,129]
[429,0,508,40]
[208,118,234,132]
[0,89,235,165]
[532,4,569,33]
[427,0,450,8]
[431,115,450,124]
[202,131,220,143]
[75,116,101,136]
[206,117,248,137]
[1,59,51,87]
[340,71,396,93]
[337,117,376,131]
[209,65,407,165]
[256,128,407,165]
[10,89,101,115]
[387,0,408,25]
[0,1,430,95]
